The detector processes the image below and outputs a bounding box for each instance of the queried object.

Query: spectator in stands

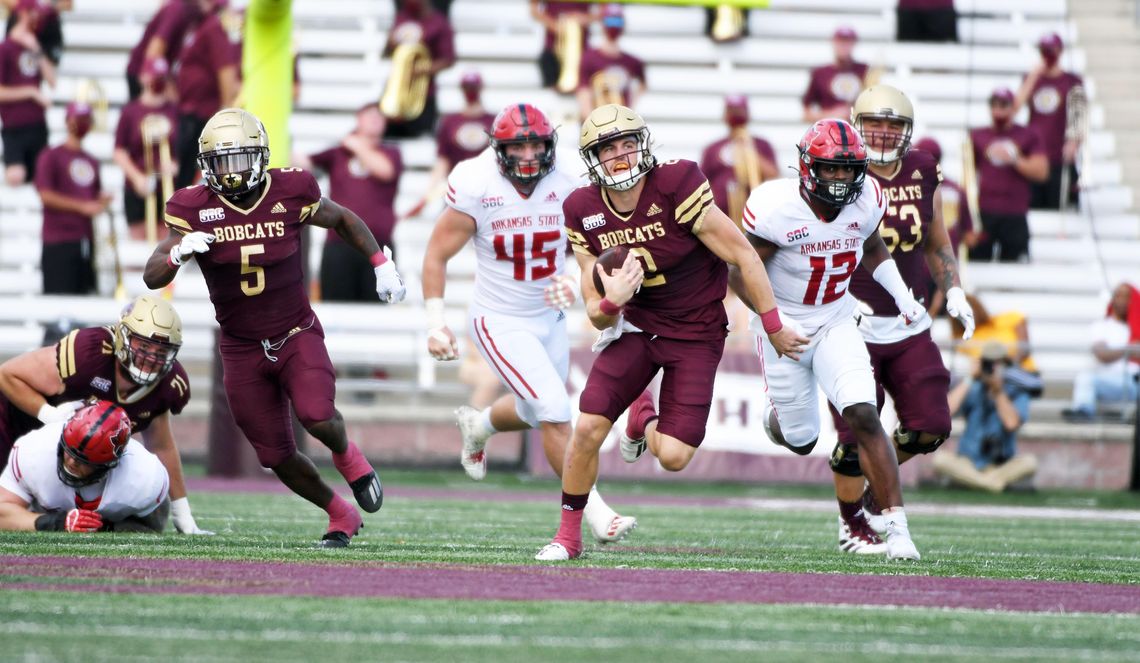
[381,0,456,139]
[173,0,240,190]
[0,0,54,185]
[802,26,868,124]
[967,87,1048,263]
[3,0,67,66]
[913,136,975,315]
[896,0,958,43]
[953,292,1038,377]
[294,103,403,303]
[1015,32,1085,210]
[576,4,646,122]
[699,95,778,226]
[125,0,203,100]
[403,71,495,220]
[530,1,596,90]
[113,57,179,241]
[34,102,110,296]
[934,340,1038,492]
[1063,283,1140,422]
[392,0,451,17]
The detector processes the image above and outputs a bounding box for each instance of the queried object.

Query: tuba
[726,130,763,228]
[711,5,745,43]
[379,42,432,122]
[75,79,109,132]
[141,114,175,245]
[554,14,583,94]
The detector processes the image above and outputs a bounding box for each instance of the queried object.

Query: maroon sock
[838,498,863,523]
[332,441,373,484]
[553,491,588,556]
[861,487,882,515]
[324,494,362,535]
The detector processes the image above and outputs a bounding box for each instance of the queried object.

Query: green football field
[2,468,1139,662]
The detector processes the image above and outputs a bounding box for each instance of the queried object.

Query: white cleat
[884,517,921,561]
[837,517,887,555]
[534,542,572,561]
[455,406,491,481]
[589,515,638,544]
[619,433,647,463]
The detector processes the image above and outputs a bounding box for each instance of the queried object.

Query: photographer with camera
[933,341,1039,492]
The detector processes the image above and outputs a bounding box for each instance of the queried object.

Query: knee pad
[894,425,948,455]
[829,441,864,477]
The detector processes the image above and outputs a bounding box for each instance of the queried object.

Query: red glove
[64,509,103,533]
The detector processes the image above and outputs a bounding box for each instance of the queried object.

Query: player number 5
[241,244,265,296]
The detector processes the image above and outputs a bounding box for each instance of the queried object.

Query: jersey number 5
[241,244,265,296]
[494,231,560,281]
[803,251,857,305]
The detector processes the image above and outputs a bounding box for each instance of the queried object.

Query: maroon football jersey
[563,160,727,340]
[1025,70,1083,165]
[577,49,646,107]
[802,62,869,111]
[34,145,102,245]
[114,99,180,173]
[435,111,494,166]
[0,326,190,446]
[164,168,321,340]
[309,143,402,247]
[699,134,777,213]
[0,39,45,128]
[539,1,591,50]
[848,148,942,315]
[970,124,1045,216]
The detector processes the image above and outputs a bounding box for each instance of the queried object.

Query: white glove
[895,290,928,329]
[544,275,577,311]
[945,286,975,340]
[374,247,406,304]
[171,497,215,535]
[169,231,215,265]
[36,400,83,424]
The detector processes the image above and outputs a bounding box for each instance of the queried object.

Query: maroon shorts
[219,316,337,467]
[579,332,725,447]
[830,329,951,446]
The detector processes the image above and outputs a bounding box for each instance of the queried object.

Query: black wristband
[34,511,66,532]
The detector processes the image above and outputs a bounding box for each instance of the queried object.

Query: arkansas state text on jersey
[743,177,888,336]
[163,169,321,340]
[564,159,727,341]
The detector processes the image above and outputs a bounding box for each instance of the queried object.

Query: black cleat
[318,531,352,548]
[349,471,383,513]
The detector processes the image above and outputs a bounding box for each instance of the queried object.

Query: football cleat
[349,471,383,513]
[884,514,921,561]
[534,541,576,561]
[837,516,887,555]
[619,391,656,463]
[589,514,638,544]
[317,531,352,548]
[456,406,491,480]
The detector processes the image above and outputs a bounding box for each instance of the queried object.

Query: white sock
[478,407,498,435]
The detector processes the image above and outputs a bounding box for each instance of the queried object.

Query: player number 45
[493,231,561,281]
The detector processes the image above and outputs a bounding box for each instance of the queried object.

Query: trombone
[75,78,108,132]
[960,135,980,267]
[141,113,174,245]
[379,42,432,122]
[554,14,583,94]
[726,130,764,229]
[1062,85,1088,214]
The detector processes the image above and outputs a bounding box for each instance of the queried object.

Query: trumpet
[379,43,432,122]
[75,78,108,132]
[591,70,624,109]
[711,5,745,43]
[141,113,174,245]
[554,14,583,94]
[726,130,763,229]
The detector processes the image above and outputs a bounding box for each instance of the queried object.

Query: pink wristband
[166,254,180,270]
[599,298,623,316]
[369,251,388,267]
[759,307,783,334]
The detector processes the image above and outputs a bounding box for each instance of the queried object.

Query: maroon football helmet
[489,103,557,187]
[797,119,868,207]
[56,401,132,488]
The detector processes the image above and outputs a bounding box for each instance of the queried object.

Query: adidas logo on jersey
[646,203,663,216]
[544,191,559,203]
[846,222,860,231]
[911,169,923,180]
[271,202,287,214]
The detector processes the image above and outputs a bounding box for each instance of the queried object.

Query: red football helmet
[797,119,868,208]
[489,103,557,188]
[56,401,132,488]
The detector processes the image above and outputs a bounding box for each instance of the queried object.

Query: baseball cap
[66,101,93,121]
[989,87,1015,105]
[1038,32,1064,54]
[833,26,857,41]
[460,71,483,90]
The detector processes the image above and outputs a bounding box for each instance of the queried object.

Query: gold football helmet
[115,296,182,389]
[197,108,270,198]
[851,85,914,166]
[579,104,656,191]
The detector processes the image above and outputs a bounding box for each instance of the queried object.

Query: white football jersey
[0,424,169,521]
[446,148,587,317]
[743,177,887,336]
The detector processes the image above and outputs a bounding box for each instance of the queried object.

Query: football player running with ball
[422,103,637,546]
[824,86,975,555]
[536,104,806,561]
[144,109,406,547]
[732,118,923,561]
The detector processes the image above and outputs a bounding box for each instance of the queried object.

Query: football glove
[945,287,975,340]
[36,400,83,424]
[895,290,928,329]
[35,508,103,533]
[374,246,406,304]
[169,231,215,266]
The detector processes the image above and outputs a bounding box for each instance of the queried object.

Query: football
[591,245,630,296]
